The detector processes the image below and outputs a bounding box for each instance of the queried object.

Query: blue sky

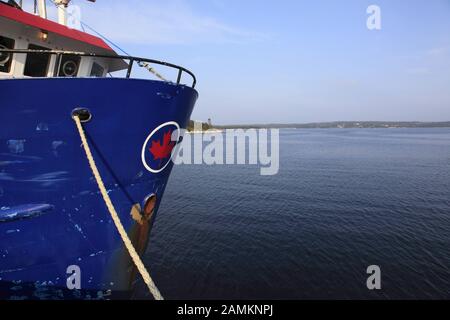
[72,0,450,124]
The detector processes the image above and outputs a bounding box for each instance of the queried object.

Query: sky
[68,0,450,124]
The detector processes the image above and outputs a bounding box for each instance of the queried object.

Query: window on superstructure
[90,62,105,77]
[24,44,51,77]
[0,35,15,73]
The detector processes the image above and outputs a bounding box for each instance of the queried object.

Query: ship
[0,0,198,299]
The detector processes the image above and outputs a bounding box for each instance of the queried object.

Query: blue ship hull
[0,77,197,299]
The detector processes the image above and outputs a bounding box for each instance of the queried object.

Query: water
[139,128,450,299]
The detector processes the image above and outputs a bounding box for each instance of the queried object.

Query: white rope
[73,115,164,300]
[138,61,167,82]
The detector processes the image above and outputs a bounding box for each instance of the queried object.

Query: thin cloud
[406,67,430,75]
[77,0,268,45]
[426,47,449,57]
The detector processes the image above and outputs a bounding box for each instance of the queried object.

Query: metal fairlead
[71,107,92,123]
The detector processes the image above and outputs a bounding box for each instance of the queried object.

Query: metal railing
[0,49,197,88]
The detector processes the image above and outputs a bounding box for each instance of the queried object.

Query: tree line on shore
[186,120,450,131]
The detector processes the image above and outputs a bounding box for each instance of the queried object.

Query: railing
[0,49,197,88]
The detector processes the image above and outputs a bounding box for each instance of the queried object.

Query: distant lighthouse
[208,118,212,127]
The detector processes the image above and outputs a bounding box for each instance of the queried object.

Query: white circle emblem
[141,121,180,173]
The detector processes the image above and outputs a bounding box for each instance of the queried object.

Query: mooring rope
[72,115,164,300]
[137,61,167,82]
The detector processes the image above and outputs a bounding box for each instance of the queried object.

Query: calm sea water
[138,128,450,299]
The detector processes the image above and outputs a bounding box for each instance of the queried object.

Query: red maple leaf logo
[149,130,176,161]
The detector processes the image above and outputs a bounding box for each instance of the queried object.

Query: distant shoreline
[187,129,224,134]
[212,121,450,130]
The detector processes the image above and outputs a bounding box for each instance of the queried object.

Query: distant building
[208,118,212,127]
[187,119,212,132]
